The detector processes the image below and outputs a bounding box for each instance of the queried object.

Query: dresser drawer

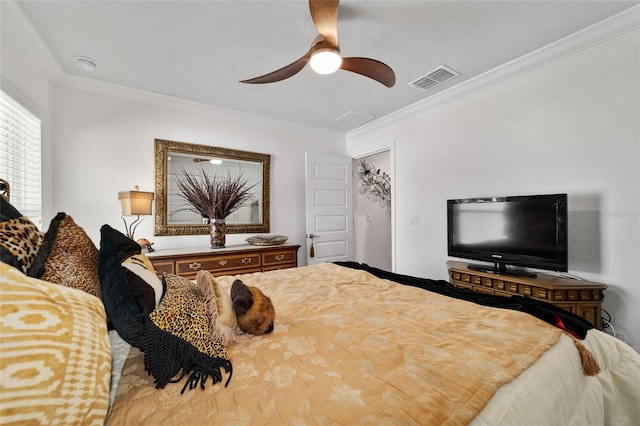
[148,244,300,279]
[176,253,261,276]
[152,260,174,277]
[262,250,297,267]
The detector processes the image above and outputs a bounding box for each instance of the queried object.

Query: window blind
[0,91,42,228]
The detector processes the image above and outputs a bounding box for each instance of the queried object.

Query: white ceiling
[15,0,638,133]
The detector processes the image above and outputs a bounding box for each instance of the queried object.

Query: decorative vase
[210,218,226,249]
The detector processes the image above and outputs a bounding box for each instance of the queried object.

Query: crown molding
[1,1,63,83]
[1,0,340,137]
[56,73,343,137]
[348,4,640,139]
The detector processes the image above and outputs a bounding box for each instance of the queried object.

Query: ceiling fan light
[310,49,342,75]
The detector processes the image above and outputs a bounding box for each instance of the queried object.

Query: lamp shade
[118,189,154,216]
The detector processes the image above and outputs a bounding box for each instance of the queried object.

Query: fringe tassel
[572,339,601,376]
[143,320,233,392]
[196,270,242,346]
[565,332,601,376]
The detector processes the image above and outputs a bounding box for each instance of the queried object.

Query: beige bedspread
[108,263,563,425]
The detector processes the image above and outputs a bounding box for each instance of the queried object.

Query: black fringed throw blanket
[143,274,232,393]
[335,261,593,339]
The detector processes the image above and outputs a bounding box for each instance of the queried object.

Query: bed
[106,262,640,425]
[1,189,639,425]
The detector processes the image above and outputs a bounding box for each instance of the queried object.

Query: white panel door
[305,153,353,265]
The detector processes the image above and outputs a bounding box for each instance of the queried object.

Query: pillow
[122,253,164,314]
[143,273,232,393]
[231,279,275,335]
[27,212,101,299]
[195,270,238,346]
[98,224,163,349]
[197,270,237,330]
[0,261,111,424]
[0,197,43,273]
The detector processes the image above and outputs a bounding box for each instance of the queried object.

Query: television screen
[447,194,568,276]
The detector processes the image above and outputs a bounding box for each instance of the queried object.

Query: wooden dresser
[147,244,300,279]
[447,261,607,329]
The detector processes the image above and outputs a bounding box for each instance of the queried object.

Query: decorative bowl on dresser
[148,244,300,279]
[447,260,607,329]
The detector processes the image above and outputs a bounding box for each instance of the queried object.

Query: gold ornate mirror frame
[154,139,270,236]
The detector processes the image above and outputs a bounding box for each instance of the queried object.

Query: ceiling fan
[239,0,396,88]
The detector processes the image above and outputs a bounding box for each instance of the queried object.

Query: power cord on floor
[601,309,617,338]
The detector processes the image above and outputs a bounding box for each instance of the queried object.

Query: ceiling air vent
[409,65,459,91]
[337,110,375,126]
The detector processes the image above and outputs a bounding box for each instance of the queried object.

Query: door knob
[307,233,318,257]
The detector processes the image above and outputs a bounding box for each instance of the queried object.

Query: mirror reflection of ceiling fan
[240,0,396,88]
[193,158,223,165]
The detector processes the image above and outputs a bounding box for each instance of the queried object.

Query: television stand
[447,260,607,329]
[467,262,537,278]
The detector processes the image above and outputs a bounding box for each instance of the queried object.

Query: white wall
[49,84,345,255]
[347,26,640,351]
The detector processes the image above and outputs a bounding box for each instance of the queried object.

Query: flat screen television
[447,194,568,277]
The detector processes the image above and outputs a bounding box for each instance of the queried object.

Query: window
[0,90,42,228]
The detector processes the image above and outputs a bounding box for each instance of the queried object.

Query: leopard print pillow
[0,216,43,273]
[28,213,101,299]
[144,273,231,391]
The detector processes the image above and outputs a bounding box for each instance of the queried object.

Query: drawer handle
[218,260,227,266]
[241,257,252,264]
[189,262,202,271]
[275,255,285,261]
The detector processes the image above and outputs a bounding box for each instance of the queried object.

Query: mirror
[154,139,270,236]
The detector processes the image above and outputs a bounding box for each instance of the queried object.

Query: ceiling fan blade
[309,0,339,47]
[239,56,310,84]
[340,57,396,88]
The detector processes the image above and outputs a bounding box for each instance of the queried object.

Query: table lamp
[118,185,154,241]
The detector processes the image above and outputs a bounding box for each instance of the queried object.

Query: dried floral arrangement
[357,160,391,214]
[175,166,257,220]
